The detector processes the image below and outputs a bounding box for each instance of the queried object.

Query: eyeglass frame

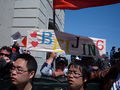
[67,70,83,78]
[10,66,29,74]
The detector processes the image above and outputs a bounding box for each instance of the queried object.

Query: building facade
[0,0,65,77]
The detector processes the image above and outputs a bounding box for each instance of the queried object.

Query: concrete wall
[0,0,65,77]
[0,0,15,46]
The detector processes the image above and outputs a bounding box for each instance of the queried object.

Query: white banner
[27,29,106,57]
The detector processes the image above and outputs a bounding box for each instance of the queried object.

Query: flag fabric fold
[53,0,120,10]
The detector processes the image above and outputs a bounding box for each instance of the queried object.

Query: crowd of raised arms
[0,42,120,90]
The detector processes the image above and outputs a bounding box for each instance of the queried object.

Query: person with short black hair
[10,54,38,90]
[110,46,116,66]
[0,46,12,62]
[0,46,13,90]
[40,52,68,77]
[67,59,90,90]
[0,46,13,78]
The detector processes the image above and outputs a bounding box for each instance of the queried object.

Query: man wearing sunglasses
[0,46,13,90]
[0,46,13,78]
[0,46,12,62]
[67,60,90,90]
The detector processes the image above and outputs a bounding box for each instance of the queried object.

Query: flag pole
[53,9,56,30]
[53,6,56,71]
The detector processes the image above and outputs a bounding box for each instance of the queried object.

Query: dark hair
[0,46,12,54]
[118,48,120,51]
[103,61,120,90]
[68,59,90,80]
[46,52,51,59]
[111,46,116,50]
[16,54,37,74]
[56,56,68,66]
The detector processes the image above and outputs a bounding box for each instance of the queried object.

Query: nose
[11,69,17,75]
[68,73,74,78]
[4,57,10,62]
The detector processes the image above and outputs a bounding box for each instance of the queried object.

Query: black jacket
[0,58,13,80]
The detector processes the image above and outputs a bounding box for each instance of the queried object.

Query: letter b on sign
[42,32,52,44]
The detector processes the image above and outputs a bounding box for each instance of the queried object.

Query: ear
[29,71,35,79]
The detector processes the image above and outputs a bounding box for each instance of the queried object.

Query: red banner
[53,0,120,10]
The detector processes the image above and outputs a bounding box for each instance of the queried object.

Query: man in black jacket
[0,46,13,79]
[0,46,13,90]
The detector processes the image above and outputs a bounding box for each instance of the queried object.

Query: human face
[50,52,57,58]
[67,65,85,90]
[0,50,11,62]
[10,58,34,86]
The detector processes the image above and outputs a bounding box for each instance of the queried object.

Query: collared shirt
[40,62,68,76]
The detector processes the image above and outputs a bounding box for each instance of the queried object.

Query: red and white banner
[27,29,106,57]
[53,0,120,10]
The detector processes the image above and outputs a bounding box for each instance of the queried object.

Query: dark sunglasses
[0,53,10,57]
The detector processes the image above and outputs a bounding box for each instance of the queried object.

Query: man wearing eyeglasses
[10,54,37,90]
[67,60,90,90]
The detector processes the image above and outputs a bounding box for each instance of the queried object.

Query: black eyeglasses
[11,66,28,74]
[0,53,10,57]
[67,70,83,78]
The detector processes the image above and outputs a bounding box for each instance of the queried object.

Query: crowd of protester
[0,44,120,90]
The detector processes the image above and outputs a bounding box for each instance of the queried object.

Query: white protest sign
[27,29,106,57]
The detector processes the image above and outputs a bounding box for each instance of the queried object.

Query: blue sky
[64,3,120,54]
